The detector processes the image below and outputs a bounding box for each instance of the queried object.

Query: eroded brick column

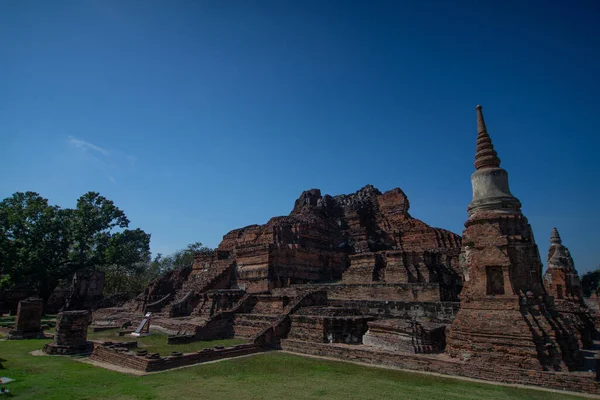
[7,297,44,339]
[43,310,92,354]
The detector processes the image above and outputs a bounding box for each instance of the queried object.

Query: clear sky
[1,1,599,272]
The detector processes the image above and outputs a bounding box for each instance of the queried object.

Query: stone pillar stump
[7,297,44,339]
[43,310,92,354]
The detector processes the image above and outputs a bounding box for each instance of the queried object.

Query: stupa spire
[474,105,501,170]
[467,105,521,216]
[550,227,562,245]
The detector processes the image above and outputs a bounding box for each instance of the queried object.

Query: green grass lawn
[0,315,57,329]
[0,339,588,400]
[87,328,246,355]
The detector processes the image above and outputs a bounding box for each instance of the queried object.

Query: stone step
[232,313,280,339]
[234,313,280,323]
[232,325,265,340]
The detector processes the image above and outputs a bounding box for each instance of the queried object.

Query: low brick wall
[281,339,600,395]
[91,343,263,372]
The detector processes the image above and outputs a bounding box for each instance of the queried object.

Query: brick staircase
[152,262,233,317]
[232,313,280,340]
[186,261,233,298]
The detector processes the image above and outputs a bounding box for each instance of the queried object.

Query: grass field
[0,338,588,400]
[87,328,246,354]
[0,315,57,330]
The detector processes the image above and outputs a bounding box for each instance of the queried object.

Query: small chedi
[7,297,44,340]
[44,310,92,354]
[445,105,582,371]
[543,228,595,347]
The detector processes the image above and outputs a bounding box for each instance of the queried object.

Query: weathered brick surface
[446,106,584,372]
[92,307,143,329]
[7,297,44,339]
[343,249,461,291]
[542,228,595,348]
[301,283,444,302]
[363,319,447,354]
[288,312,374,344]
[64,269,105,310]
[195,289,245,319]
[121,185,462,318]
[91,105,595,395]
[90,342,262,372]
[208,185,460,295]
[251,290,329,348]
[326,299,459,323]
[44,310,92,354]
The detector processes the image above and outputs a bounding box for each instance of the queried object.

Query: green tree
[151,241,212,275]
[66,192,151,295]
[0,191,152,302]
[0,192,71,302]
[101,228,151,294]
[581,267,600,297]
[67,192,130,271]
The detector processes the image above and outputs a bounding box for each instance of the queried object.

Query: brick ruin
[543,227,595,347]
[64,269,105,311]
[7,297,44,339]
[89,105,598,394]
[93,183,462,370]
[445,105,582,371]
[44,310,92,355]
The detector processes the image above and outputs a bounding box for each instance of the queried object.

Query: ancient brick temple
[543,228,595,347]
[445,105,583,371]
[7,297,44,339]
[131,184,463,318]
[91,105,600,394]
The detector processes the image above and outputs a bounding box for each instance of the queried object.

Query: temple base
[446,297,583,371]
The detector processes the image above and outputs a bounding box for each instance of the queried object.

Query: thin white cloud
[67,136,136,184]
[68,136,110,156]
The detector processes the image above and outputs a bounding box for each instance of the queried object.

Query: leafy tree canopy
[0,192,70,302]
[151,241,212,275]
[0,191,151,301]
[581,267,600,297]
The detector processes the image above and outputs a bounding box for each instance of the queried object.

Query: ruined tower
[543,228,595,347]
[446,105,582,371]
[544,228,582,302]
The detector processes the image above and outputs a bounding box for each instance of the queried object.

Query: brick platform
[90,342,263,372]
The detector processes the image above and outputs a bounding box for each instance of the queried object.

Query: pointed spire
[474,105,501,170]
[550,227,562,245]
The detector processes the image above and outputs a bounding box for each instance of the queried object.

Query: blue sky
[1,1,598,272]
